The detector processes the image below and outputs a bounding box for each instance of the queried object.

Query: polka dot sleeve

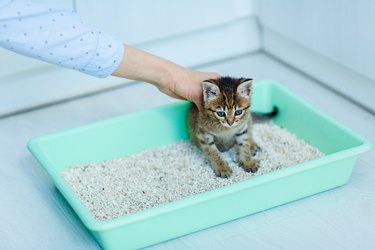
[0,0,124,78]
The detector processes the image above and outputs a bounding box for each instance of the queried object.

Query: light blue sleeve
[0,0,124,78]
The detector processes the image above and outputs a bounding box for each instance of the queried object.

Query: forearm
[112,44,184,93]
[112,44,219,107]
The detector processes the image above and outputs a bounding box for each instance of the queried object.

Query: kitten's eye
[235,110,243,116]
[216,111,226,117]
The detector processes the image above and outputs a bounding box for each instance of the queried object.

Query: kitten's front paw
[250,141,258,151]
[240,160,258,173]
[252,145,261,156]
[214,164,233,178]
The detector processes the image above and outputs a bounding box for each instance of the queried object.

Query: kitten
[188,76,258,178]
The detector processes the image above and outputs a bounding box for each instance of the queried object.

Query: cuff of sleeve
[81,31,124,78]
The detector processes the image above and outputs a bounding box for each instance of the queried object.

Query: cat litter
[61,122,323,221]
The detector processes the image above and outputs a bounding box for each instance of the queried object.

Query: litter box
[27,80,371,250]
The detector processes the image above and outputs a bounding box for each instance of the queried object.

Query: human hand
[112,45,219,109]
[159,67,219,110]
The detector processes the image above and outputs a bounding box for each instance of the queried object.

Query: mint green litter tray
[27,80,371,250]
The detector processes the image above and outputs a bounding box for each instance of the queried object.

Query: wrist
[158,59,187,92]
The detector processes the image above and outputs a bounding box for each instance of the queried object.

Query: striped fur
[188,77,258,178]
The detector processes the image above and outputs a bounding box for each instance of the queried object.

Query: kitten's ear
[237,78,253,97]
[202,80,220,102]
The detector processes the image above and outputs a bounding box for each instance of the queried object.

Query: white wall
[259,0,375,113]
[259,0,375,81]
[0,0,259,117]
[76,0,256,46]
[75,0,259,66]
[7,1,373,117]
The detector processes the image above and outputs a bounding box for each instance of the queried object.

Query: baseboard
[261,27,375,114]
[138,17,260,67]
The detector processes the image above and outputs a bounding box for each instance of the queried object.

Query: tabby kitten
[188,76,258,178]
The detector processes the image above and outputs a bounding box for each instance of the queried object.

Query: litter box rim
[27,80,372,232]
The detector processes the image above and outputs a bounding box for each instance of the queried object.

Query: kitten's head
[202,77,252,128]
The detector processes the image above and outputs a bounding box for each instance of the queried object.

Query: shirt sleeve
[0,0,124,78]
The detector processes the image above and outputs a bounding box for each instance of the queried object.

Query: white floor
[1,52,374,250]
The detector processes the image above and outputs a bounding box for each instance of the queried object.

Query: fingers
[160,86,202,111]
[193,99,203,111]
[205,72,220,80]
[158,68,220,112]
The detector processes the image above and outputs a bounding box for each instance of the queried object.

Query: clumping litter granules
[61,122,324,221]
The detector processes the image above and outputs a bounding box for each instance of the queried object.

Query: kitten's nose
[227,118,234,126]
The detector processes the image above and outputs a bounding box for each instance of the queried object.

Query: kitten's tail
[251,107,278,123]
